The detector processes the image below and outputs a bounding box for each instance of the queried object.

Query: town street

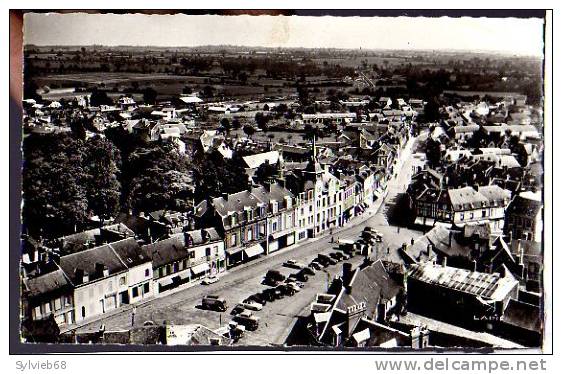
[66,136,423,345]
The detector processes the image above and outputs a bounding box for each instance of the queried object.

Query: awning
[414,217,436,227]
[159,277,174,288]
[226,247,244,256]
[244,243,265,258]
[191,262,210,275]
[271,231,288,240]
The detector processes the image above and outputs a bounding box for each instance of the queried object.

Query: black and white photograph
[9,9,551,356]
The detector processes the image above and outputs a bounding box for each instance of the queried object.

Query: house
[142,228,225,294]
[306,261,405,347]
[504,194,543,242]
[287,142,344,240]
[251,183,297,254]
[22,269,75,327]
[412,186,511,230]
[200,188,269,267]
[496,299,542,347]
[58,238,152,323]
[299,112,357,125]
[510,239,543,293]
[449,124,480,141]
[407,263,519,325]
[371,143,395,171]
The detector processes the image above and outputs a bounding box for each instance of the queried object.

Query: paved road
[69,135,422,346]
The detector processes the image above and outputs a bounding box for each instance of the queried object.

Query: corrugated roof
[409,263,518,301]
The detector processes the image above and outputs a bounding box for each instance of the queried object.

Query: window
[213,246,219,255]
[482,210,487,217]
[189,251,196,259]
[132,287,139,298]
[81,306,86,318]
[158,268,164,278]
[143,283,150,294]
[470,212,474,219]
[52,297,61,311]
[205,247,211,257]
[460,213,465,221]
[173,263,179,273]
[182,259,188,269]
[247,229,253,241]
[230,234,237,247]
[145,268,150,277]
[119,276,126,286]
[272,222,278,232]
[65,296,72,306]
[34,306,41,319]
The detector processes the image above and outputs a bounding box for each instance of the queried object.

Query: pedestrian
[411,237,414,245]
[131,306,137,327]
[397,227,400,233]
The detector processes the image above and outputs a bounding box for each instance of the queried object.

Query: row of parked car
[200,227,384,340]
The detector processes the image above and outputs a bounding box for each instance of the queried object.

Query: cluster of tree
[192,150,250,201]
[23,133,121,238]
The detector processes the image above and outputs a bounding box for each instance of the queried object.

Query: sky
[23,13,545,57]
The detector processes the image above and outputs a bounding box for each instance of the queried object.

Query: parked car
[318,254,337,266]
[285,282,302,293]
[245,293,267,306]
[232,311,260,331]
[301,266,316,276]
[277,284,295,296]
[201,275,220,285]
[330,252,344,261]
[340,252,351,260]
[230,304,246,315]
[241,300,263,311]
[227,321,245,340]
[294,270,309,282]
[202,295,228,312]
[263,277,282,287]
[283,259,306,270]
[262,288,281,301]
[309,261,323,271]
[265,270,286,282]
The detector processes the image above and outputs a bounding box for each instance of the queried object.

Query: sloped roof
[446,187,489,210]
[142,234,189,268]
[24,269,71,298]
[409,263,518,302]
[59,243,128,283]
[242,151,280,169]
[501,299,542,332]
[506,195,542,217]
[478,185,511,204]
[109,238,149,268]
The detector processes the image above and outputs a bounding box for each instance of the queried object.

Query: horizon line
[23,44,543,58]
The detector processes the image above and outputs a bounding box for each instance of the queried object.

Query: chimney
[376,301,387,323]
[95,262,109,277]
[342,263,353,290]
[518,240,524,266]
[442,257,447,267]
[75,268,89,284]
